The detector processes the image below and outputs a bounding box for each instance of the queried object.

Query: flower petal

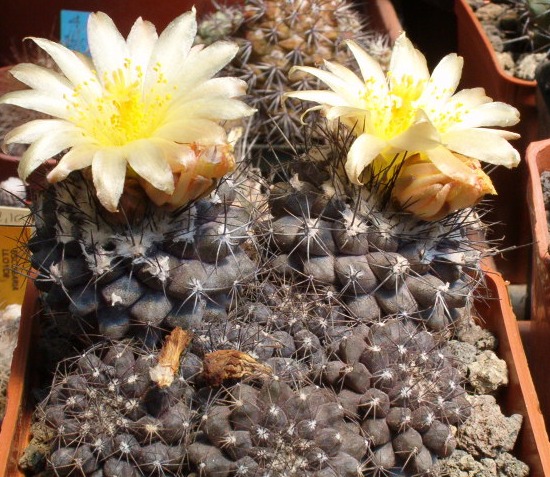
[424,146,479,186]
[444,128,520,168]
[92,149,128,212]
[7,63,72,96]
[420,53,463,106]
[189,77,248,100]
[475,128,520,140]
[289,66,359,102]
[346,40,387,86]
[0,90,71,119]
[87,12,129,82]
[127,17,158,76]
[126,140,174,194]
[446,87,492,110]
[18,130,87,181]
[389,33,429,86]
[175,41,239,90]
[345,133,387,185]
[147,9,197,88]
[154,118,227,144]
[171,98,255,120]
[388,114,441,151]
[284,90,351,107]
[30,38,99,92]
[3,119,78,146]
[323,60,365,91]
[324,106,369,122]
[455,102,520,129]
[47,146,96,182]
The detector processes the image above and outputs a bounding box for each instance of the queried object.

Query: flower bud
[392,153,496,221]
[142,143,236,208]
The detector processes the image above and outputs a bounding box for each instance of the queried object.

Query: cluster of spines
[27,169,260,347]
[197,0,389,144]
[38,341,199,476]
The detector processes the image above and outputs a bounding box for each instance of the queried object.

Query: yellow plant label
[0,206,32,305]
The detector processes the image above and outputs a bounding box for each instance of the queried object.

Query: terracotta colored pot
[479,269,550,476]
[525,139,550,433]
[363,0,402,42]
[1,272,549,475]
[0,281,39,476]
[455,0,538,285]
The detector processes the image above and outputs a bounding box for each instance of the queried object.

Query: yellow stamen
[68,61,175,147]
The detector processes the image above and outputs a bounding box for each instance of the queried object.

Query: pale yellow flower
[285,33,520,188]
[0,10,255,212]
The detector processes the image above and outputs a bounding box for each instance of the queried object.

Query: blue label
[60,10,91,54]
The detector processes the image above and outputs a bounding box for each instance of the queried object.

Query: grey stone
[516,52,547,81]
[446,340,479,375]
[494,451,530,477]
[440,449,497,477]
[468,350,508,394]
[457,395,523,458]
[456,321,497,351]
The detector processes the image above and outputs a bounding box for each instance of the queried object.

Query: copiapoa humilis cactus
[0,6,528,477]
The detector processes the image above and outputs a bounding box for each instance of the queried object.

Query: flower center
[360,74,426,141]
[68,60,172,146]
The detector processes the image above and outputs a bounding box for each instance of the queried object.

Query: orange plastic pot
[1,272,549,476]
[479,269,550,476]
[0,281,39,476]
[525,139,550,433]
[455,0,538,285]
[363,0,402,42]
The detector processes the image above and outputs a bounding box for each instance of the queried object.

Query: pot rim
[455,0,537,88]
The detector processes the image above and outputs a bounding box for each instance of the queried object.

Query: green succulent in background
[526,0,550,54]
[527,0,550,31]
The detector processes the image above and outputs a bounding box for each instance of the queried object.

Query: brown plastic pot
[455,0,538,285]
[479,269,550,476]
[363,0,402,41]
[0,281,39,476]
[525,139,550,433]
[1,272,549,476]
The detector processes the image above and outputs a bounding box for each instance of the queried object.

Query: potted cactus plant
[1,3,550,477]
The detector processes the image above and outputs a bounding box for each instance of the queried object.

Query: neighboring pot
[455,0,538,285]
[525,139,550,433]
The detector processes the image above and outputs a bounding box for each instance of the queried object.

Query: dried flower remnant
[149,327,192,388]
[0,9,254,212]
[202,350,272,386]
